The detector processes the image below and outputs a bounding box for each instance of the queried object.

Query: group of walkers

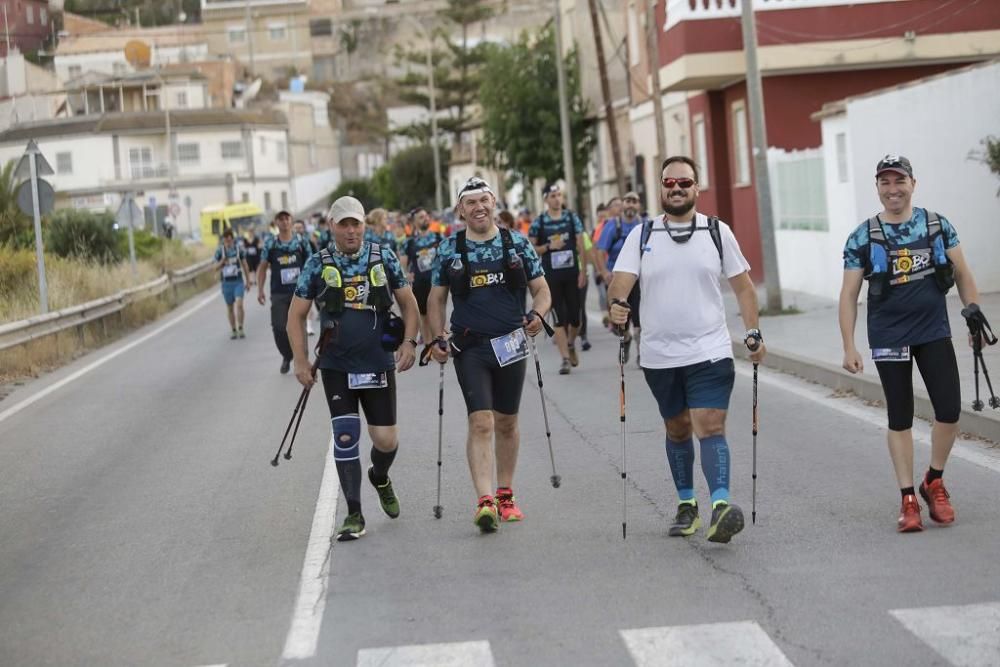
[213,152,991,542]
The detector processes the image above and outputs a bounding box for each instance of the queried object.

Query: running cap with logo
[875,154,914,178]
[457,176,495,202]
[542,182,562,197]
[329,196,366,224]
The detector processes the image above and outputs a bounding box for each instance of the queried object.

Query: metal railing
[0,258,215,353]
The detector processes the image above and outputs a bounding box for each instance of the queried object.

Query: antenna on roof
[234,77,262,108]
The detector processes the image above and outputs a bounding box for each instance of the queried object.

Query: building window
[129,146,154,179]
[56,152,73,175]
[310,18,332,37]
[260,137,267,155]
[26,5,34,24]
[268,23,287,41]
[835,132,849,183]
[277,140,287,163]
[693,115,709,189]
[68,65,82,79]
[227,27,247,44]
[176,91,188,108]
[732,100,750,185]
[242,192,250,203]
[177,143,200,165]
[264,191,272,210]
[281,191,288,209]
[221,140,244,160]
[775,151,828,231]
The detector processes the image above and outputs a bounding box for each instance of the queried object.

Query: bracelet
[610,298,630,309]
[404,337,418,347]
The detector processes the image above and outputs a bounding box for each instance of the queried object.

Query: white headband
[457,178,495,202]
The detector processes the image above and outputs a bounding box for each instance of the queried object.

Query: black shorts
[453,342,527,415]
[412,278,432,316]
[546,274,580,328]
[321,369,397,425]
[874,337,961,431]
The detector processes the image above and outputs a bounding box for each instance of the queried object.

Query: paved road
[2,289,1000,666]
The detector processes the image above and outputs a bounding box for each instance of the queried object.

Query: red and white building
[615,0,1000,283]
[0,0,53,57]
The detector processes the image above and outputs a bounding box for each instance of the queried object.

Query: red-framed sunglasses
[662,177,695,189]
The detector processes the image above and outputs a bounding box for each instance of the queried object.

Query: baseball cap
[328,196,366,224]
[624,191,640,201]
[542,183,562,197]
[457,176,495,201]
[875,154,913,178]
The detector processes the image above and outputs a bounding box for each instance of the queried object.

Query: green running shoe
[474,495,499,533]
[706,502,745,543]
[336,512,366,542]
[668,501,701,537]
[368,466,400,519]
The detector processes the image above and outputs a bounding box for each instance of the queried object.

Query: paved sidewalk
[724,288,1000,442]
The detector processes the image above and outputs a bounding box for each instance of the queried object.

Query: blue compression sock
[699,434,730,505]
[665,436,695,502]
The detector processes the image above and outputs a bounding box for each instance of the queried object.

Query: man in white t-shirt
[608,155,767,544]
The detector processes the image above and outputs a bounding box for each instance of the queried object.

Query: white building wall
[293,167,340,214]
[54,44,210,84]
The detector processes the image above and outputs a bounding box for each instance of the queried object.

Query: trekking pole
[962,304,999,410]
[525,311,561,488]
[434,338,447,519]
[746,334,761,524]
[271,326,334,467]
[618,327,628,540]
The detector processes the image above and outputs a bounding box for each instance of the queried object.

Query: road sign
[14,139,54,180]
[116,195,142,279]
[148,195,157,211]
[169,202,181,217]
[16,178,54,216]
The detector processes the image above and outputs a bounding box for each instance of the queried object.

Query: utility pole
[553,0,575,207]
[425,27,443,212]
[244,0,256,78]
[740,0,782,312]
[588,0,626,196]
[645,0,666,179]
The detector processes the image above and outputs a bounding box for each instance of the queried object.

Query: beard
[661,193,695,216]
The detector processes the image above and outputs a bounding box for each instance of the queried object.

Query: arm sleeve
[718,222,751,279]
[259,239,271,263]
[528,218,540,238]
[294,256,320,300]
[611,226,643,276]
[573,213,584,234]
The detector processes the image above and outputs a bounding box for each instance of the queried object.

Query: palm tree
[0,159,31,248]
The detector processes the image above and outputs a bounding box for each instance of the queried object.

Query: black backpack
[639,216,724,268]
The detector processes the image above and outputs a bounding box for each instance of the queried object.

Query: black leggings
[321,369,397,425]
[874,337,961,431]
[270,292,294,361]
[578,281,588,338]
[547,275,580,328]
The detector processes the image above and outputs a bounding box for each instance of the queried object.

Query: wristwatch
[404,337,418,347]
[743,328,763,350]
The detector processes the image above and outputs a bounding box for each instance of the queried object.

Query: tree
[330,180,382,212]
[478,26,595,194]
[0,160,33,250]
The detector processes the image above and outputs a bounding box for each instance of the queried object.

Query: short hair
[498,210,515,226]
[222,228,234,238]
[661,155,700,183]
[596,202,606,211]
[366,208,388,226]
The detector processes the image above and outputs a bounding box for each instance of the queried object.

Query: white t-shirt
[613,212,751,369]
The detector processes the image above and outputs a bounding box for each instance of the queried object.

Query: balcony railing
[664,0,898,31]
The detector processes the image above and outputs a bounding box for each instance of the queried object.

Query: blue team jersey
[597,216,643,270]
[364,228,397,253]
[295,242,408,373]
[403,231,443,281]
[261,236,312,295]
[842,208,960,349]
[214,244,246,281]
[529,210,584,276]
[432,229,543,338]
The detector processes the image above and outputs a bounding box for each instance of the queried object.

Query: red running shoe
[496,487,524,522]
[474,495,499,532]
[919,477,955,524]
[897,494,924,533]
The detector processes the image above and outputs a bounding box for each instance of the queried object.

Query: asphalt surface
[2,287,1000,666]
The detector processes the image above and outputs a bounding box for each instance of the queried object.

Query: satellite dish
[124,40,151,69]
[235,77,262,108]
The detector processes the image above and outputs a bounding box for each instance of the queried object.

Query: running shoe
[368,466,400,519]
[474,495,500,533]
[898,494,923,532]
[706,502,745,543]
[668,501,700,537]
[621,335,632,365]
[230,329,238,340]
[336,512,366,541]
[919,477,955,524]
[280,358,291,374]
[495,487,524,522]
[559,358,571,375]
[238,328,246,339]
[581,337,592,351]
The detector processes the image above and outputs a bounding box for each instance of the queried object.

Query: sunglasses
[662,178,695,189]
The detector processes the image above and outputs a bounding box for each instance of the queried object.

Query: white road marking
[280,436,341,660]
[356,640,495,667]
[0,291,217,425]
[621,621,795,666]
[735,363,1000,475]
[891,602,1000,666]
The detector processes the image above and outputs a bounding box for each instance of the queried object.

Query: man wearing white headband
[427,177,552,533]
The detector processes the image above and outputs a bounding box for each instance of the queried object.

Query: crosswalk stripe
[891,602,1000,666]
[620,621,795,666]
[356,640,495,666]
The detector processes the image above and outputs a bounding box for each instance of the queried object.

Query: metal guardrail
[0,257,215,353]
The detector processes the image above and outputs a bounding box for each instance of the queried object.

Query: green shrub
[118,228,163,260]
[0,248,37,298]
[46,209,122,263]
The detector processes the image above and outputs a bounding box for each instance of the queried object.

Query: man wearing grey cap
[840,154,986,533]
[288,196,419,542]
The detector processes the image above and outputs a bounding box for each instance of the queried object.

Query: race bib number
[221,264,239,278]
[246,247,258,256]
[550,249,574,270]
[490,329,530,367]
[872,346,910,362]
[280,267,301,285]
[348,372,388,389]
[417,248,436,273]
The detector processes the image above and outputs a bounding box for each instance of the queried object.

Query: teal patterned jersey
[364,228,397,253]
[403,231,444,281]
[843,208,958,270]
[214,243,246,281]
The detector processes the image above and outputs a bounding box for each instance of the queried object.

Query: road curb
[732,342,1000,444]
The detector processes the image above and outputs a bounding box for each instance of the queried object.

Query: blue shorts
[221,279,245,305]
[642,358,735,419]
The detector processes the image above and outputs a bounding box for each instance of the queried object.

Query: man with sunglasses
[608,156,765,544]
[598,190,646,364]
[839,155,983,533]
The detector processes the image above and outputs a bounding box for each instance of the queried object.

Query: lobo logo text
[470,272,506,288]
[892,249,930,276]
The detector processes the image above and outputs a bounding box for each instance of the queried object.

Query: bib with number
[550,249,574,270]
[246,247,258,256]
[347,371,388,389]
[872,346,910,362]
[417,247,436,273]
[280,267,301,285]
[490,328,530,367]
[222,263,240,278]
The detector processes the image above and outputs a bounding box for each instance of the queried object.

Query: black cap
[542,183,562,197]
[875,154,913,178]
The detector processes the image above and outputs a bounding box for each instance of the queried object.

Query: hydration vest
[445,228,528,300]
[534,211,578,270]
[638,216,723,265]
[864,209,953,302]
[406,231,442,273]
[316,242,393,316]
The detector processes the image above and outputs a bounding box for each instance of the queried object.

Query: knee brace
[332,414,361,462]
